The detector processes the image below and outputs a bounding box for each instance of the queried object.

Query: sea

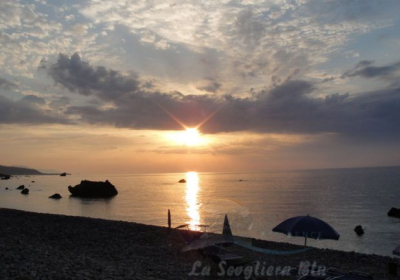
[1,166,400,257]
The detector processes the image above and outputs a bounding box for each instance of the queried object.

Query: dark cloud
[48,53,400,141]
[342,60,400,79]
[48,53,141,101]
[65,92,219,131]
[0,95,70,125]
[0,77,18,91]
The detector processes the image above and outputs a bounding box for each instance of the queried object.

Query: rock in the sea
[17,185,25,190]
[5,187,9,190]
[49,193,62,199]
[60,172,67,177]
[354,225,364,236]
[21,188,29,194]
[68,180,118,198]
[178,179,186,183]
[0,173,11,180]
[388,207,400,218]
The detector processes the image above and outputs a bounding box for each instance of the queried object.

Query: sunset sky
[1,0,400,174]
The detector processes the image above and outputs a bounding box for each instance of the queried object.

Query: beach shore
[0,208,398,280]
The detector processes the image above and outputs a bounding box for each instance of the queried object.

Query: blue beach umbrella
[272,215,340,246]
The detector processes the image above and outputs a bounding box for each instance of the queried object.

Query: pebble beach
[0,208,398,280]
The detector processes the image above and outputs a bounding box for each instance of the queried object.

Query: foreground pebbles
[0,208,398,279]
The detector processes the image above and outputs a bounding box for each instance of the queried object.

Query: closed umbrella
[182,214,234,251]
[393,245,400,256]
[221,214,234,244]
[272,215,340,246]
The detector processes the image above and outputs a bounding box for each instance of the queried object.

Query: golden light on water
[185,171,200,230]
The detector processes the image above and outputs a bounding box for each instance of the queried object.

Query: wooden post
[168,209,171,231]
[168,209,171,247]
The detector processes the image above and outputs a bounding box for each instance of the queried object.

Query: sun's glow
[182,128,202,146]
[166,128,207,146]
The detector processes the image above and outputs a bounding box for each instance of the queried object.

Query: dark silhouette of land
[0,165,69,176]
[0,165,43,175]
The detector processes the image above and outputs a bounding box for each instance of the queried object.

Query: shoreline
[0,208,398,279]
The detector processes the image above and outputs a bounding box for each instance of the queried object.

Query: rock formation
[68,180,118,198]
[21,188,29,194]
[354,225,364,236]
[388,207,400,218]
[49,193,62,199]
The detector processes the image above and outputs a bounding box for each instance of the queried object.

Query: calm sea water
[1,166,400,256]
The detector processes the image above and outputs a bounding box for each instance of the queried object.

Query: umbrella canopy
[272,215,340,246]
[393,245,400,256]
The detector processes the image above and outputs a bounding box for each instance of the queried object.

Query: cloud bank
[46,53,400,141]
[0,94,69,125]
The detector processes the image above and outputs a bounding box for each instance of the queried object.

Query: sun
[182,128,202,146]
[166,127,208,146]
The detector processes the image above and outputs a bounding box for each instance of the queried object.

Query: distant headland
[0,165,43,176]
[0,165,68,176]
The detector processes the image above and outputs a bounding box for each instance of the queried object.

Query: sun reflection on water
[185,172,200,230]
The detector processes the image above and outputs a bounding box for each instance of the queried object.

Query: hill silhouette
[0,165,43,175]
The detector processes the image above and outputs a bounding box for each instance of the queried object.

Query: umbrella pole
[304,236,307,247]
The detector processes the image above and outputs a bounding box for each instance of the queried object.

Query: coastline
[0,208,398,279]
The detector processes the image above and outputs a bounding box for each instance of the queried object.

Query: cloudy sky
[1,0,400,173]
